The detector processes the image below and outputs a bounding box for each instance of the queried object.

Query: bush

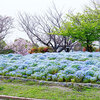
[28,46,53,53]
[82,45,98,52]
[0,49,15,54]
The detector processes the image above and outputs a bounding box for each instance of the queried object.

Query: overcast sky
[0,0,93,43]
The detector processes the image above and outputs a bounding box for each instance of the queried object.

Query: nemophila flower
[90,66,99,71]
[90,77,97,83]
[34,67,41,72]
[0,52,100,83]
[31,74,36,79]
[85,60,95,65]
[26,70,33,76]
[83,75,92,83]
[6,66,16,71]
[82,67,90,71]
[58,75,64,82]
[94,72,100,80]
[0,71,2,74]
[34,72,41,75]
[88,54,93,57]
[9,71,16,76]
[96,62,100,68]
[19,69,26,75]
[16,73,22,77]
[75,71,85,78]
[98,75,100,80]
[64,74,74,82]
[46,74,52,81]
[52,74,58,81]
[75,71,85,82]
[24,61,31,64]
[5,73,9,76]
[42,76,46,80]
[1,63,8,67]
[7,54,13,57]
[71,65,81,70]
[0,66,4,70]
[2,69,8,73]
[39,56,45,60]
[46,77,51,81]
[18,65,27,69]
[27,67,34,70]
[85,70,95,77]
[58,64,68,70]
[63,68,75,75]
[22,75,27,78]
[35,75,41,80]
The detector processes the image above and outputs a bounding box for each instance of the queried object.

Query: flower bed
[0,52,100,83]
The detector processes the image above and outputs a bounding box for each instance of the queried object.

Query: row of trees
[0,0,100,52]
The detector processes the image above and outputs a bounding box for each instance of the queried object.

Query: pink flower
[4,38,34,55]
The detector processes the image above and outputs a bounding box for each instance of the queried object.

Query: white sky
[0,0,92,44]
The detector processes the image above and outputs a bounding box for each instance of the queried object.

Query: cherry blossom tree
[4,38,35,55]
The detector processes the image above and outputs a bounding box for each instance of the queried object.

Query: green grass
[0,80,100,100]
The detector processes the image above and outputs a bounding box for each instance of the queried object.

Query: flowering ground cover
[0,52,100,83]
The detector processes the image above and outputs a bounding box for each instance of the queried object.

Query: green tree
[69,12,100,51]
[0,40,7,50]
[59,0,100,52]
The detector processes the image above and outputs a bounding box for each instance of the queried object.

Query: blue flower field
[0,52,100,83]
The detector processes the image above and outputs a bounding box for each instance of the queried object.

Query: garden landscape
[0,0,100,100]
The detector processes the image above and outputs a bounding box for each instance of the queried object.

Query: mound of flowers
[0,52,100,83]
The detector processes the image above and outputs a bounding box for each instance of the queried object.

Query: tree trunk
[58,46,66,52]
[65,48,70,52]
[86,42,93,52]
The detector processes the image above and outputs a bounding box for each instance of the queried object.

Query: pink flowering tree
[5,38,35,55]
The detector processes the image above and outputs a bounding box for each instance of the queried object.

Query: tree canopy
[51,0,100,52]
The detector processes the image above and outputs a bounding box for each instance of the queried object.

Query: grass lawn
[0,80,100,100]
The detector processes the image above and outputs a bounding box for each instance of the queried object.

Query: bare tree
[18,5,78,52]
[0,15,13,50]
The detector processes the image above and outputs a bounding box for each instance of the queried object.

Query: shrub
[82,47,86,52]
[82,45,98,52]
[28,46,53,53]
[0,49,15,54]
[38,47,45,53]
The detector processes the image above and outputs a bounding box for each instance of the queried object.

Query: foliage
[82,46,99,52]
[0,40,7,50]
[51,21,79,52]
[69,12,99,51]
[68,1,100,52]
[50,1,100,52]
[28,46,53,53]
[0,49,15,54]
